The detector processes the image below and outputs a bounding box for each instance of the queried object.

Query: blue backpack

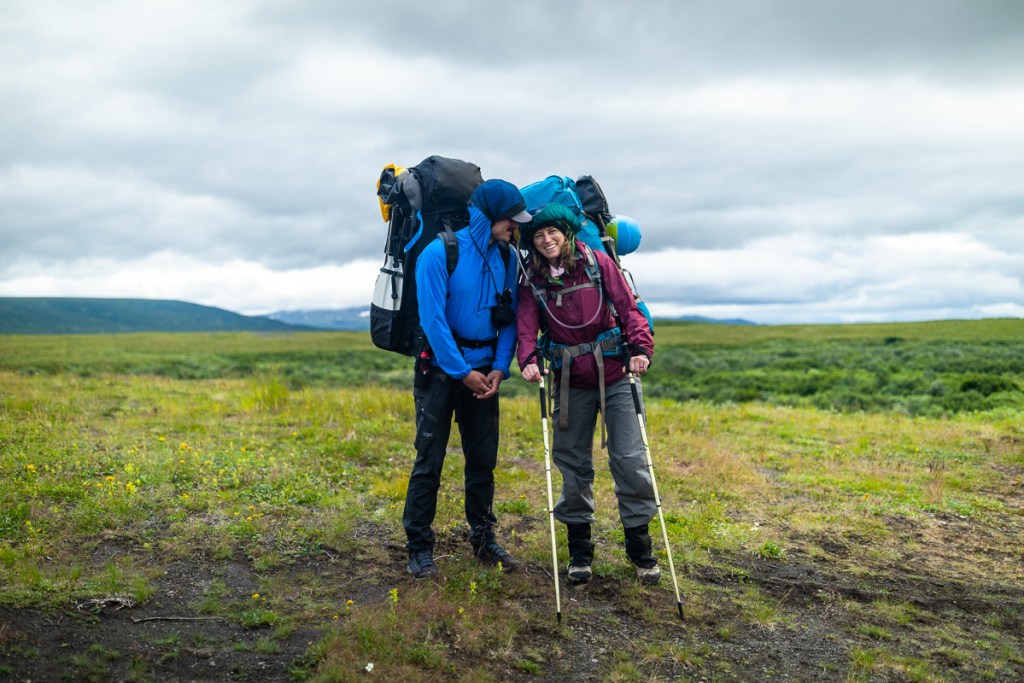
[519,176,607,255]
[519,175,654,333]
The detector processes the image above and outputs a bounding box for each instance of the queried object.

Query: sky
[2,0,1023,324]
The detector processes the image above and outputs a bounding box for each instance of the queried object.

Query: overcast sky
[3,0,1023,324]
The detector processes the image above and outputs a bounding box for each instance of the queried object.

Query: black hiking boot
[567,564,593,584]
[624,523,661,585]
[474,541,519,570]
[407,549,439,579]
[469,525,519,571]
[567,523,594,585]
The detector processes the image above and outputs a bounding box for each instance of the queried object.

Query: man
[402,179,531,579]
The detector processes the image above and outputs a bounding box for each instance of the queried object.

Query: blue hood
[414,205,519,379]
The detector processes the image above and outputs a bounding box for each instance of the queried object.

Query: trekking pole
[628,372,684,620]
[538,356,562,624]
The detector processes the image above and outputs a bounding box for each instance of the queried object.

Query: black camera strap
[468,236,512,309]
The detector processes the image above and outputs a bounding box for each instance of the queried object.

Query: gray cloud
[2,0,1023,322]
[251,0,1024,83]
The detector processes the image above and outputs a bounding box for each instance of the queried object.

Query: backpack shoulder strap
[580,243,620,324]
[440,219,459,276]
[581,244,600,282]
[518,252,550,333]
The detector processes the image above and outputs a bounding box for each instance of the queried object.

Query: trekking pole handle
[627,370,644,416]
[538,356,548,419]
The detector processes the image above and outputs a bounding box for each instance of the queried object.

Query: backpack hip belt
[546,329,623,448]
[453,334,498,351]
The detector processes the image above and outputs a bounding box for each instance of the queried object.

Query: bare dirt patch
[2,524,1023,682]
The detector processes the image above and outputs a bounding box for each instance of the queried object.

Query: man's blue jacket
[415,206,519,380]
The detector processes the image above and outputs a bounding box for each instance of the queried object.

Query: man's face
[490,218,517,244]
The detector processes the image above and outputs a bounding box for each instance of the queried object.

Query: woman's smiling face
[533,225,566,262]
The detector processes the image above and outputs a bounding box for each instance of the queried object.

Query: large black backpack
[370,156,483,356]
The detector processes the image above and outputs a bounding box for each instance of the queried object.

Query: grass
[1,322,1023,680]
[3,318,1023,415]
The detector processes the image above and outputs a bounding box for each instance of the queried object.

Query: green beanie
[519,203,581,245]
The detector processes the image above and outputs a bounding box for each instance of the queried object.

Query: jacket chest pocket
[546,282,602,324]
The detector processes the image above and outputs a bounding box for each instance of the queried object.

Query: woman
[516,203,659,585]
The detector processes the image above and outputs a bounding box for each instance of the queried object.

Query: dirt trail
[3,530,1022,682]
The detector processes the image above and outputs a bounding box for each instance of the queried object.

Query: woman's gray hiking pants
[550,376,657,529]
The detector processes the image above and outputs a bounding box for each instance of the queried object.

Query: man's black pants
[403,366,499,552]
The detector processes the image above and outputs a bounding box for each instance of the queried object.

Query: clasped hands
[462,369,504,399]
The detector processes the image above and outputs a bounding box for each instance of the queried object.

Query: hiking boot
[568,564,593,585]
[407,549,438,579]
[636,564,661,585]
[468,524,519,571]
[566,522,594,585]
[473,541,520,571]
[624,522,659,579]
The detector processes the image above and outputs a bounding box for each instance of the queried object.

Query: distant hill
[261,308,756,330]
[659,315,756,326]
[0,299,755,335]
[0,298,310,334]
[264,307,370,331]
